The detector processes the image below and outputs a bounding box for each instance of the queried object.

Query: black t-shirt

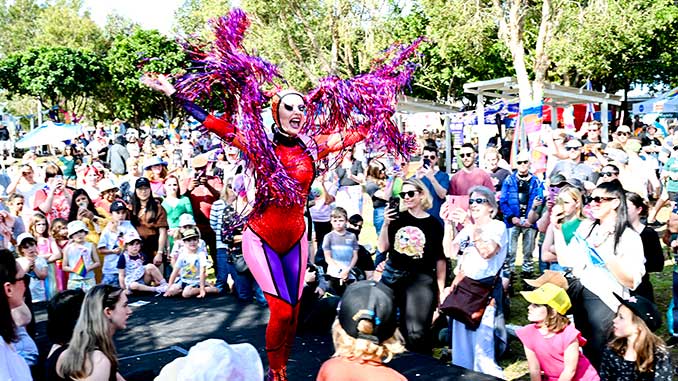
[386,211,444,275]
[355,245,375,272]
[491,167,511,192]
[517,176,530,216]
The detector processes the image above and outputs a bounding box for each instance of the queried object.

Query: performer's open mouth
[289,117,301,128]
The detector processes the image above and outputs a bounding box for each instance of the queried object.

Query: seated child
[169,214,209,268]
[599,294,673,380]
[117,230,168,294]
[62,221,99,292]
[98,200,137,287]
[517,283,599,381]
[165,227,218,298]
[317,280,406,381]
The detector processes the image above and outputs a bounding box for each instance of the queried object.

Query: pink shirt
[448,168,494,196]
[516,323,599,381]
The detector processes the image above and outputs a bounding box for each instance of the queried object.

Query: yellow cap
[520,283,571,315]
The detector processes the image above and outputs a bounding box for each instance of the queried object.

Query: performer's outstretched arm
[314,124,370,160]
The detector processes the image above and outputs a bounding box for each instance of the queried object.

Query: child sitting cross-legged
[164,227,218,298]
[117,230,168,294]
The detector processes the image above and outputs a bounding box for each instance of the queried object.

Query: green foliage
[0,46,105,116]
[34,0,105,53]
[0,0,43,56]
[104,28,187,126]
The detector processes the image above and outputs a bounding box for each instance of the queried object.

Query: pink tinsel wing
[303,38,423,167]
[173,8,303,209]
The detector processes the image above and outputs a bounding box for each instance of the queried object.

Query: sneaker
[154,283,169,294]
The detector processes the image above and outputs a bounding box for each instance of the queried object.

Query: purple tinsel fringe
[174,8,303,210]
[173,8,421,211]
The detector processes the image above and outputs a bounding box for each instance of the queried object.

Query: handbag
[440,267,500,330]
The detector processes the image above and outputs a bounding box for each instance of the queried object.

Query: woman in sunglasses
[141,12,418,378]
[551,179,645,370]
[0,249,32,381]
[441,185,507,378]
[377,178,445,354]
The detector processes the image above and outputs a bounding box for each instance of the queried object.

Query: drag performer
[143,8,419,381]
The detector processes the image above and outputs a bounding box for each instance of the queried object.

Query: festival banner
[520,102,547,175]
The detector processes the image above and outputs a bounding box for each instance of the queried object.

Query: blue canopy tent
[632,87,678,114]
[15,121,83,149]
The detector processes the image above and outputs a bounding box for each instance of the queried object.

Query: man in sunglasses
[549,139,597,187]
[499,151,543,277]
[414,144,449,225]
[447,143,494,197]
[613,125,631,146]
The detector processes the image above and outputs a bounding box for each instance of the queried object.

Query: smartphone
[388,196,400,219]
[193,169,205,180]
[548,186,561,202]
[422,158,431,169]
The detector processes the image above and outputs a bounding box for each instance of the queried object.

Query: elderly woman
[377,178,445,354]
[441,185,506,378]
[552,179,645,370]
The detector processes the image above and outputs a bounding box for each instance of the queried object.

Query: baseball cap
[67,220,89,238]
[135,177,151,189]
[338,280,397,344]
[143,157,168,170]
[604,148,629,165]
[614,293,661,332]
[524,270,568,291]
[123,230,142,244]
[520,283,571,315]
[178,214,196,227]
[17,232,36,247]
[154,339,263,381]
[181,227,200,241]
[110,200,128,213]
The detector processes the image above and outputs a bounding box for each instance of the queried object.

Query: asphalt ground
[31,292,502,381]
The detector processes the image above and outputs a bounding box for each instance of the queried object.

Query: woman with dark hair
[365,159,393,238]
[56,285,131,381]
[552,179,646,370]
[131,177,168,266]
[626,192,664,302]
[34,162,73,222]
[46,289,85,379]
[59,145,79,185]
[68,188,108,282]
[0,248,32,380]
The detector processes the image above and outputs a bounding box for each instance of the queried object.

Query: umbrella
[15,121,83,149]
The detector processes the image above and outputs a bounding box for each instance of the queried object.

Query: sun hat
[98,178,119,193]
[17,232,36,247]
[181,227,200,241]
[178,214,196,227]
[613,293,662,332]
[123,230,142,244]
[338,280,397,344]
[67,221,89,238]
[524,270,568,291]
[192,154,209,169]
[520,283,571,315]
[143,157,168,170]
[154,339,263,381]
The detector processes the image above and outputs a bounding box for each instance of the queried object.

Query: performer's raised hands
[140,73,176,97]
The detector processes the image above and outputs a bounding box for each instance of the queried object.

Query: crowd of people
[0,115,676,380]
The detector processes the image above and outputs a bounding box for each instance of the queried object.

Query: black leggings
[390,272,437,354]
[574,287,615,371]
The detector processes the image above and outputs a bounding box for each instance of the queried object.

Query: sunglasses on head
[600,171,618,177]
[460,152,474,158]
[469,198,489,205]
[589,196,617,204]
[399,190,419,198]
[283,103,306,113]
[516,160,528,165]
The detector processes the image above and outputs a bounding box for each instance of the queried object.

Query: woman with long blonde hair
[56,284,131,381]
[541,186,584,271]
